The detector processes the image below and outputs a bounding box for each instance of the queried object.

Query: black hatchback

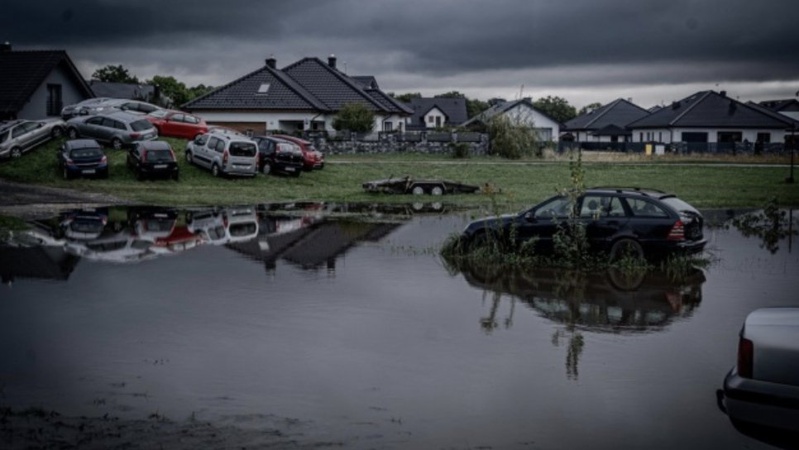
[251,136,304,176]
[127,140,179,181]
[460,187,707,260]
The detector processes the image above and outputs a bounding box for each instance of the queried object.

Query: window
[130,120,152,131]
[184,115,199,124]
[46,84,62,116]
[207,137,221,152]
[229,142,257,157]
[257,83,270,94]
[625,198,668,218]
[87,117,104,125]
[428,116,434,124]
[533,196,573,219]
[384,121,393,132]
[756,132,770,143]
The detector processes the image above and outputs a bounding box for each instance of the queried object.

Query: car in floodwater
[717,308,799,434]
[458,187,707,261]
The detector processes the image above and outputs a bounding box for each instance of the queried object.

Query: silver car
[185,130,258,177]
[66,111,158,150]
[0,118,66,159]
[60,97,115,119]
[717,307,799,433]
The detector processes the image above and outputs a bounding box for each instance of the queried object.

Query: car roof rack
[589,186,667,194]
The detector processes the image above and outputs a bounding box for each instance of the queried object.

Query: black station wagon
[460,187,707,260]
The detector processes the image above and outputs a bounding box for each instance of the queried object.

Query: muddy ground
[0,179,129,220]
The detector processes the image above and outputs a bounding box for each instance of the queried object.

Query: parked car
[103,99,161,115]
[145,109,208,140]
[57,139,109,179]
[458,187,707,260]
[60,97,114,119]
[66,111,158,150]
[251,136,304,176]
[271,134,325,170]
[0,119,66,159]
[127,140,179,181]
[185,130,258,177]
[717,307,799,434]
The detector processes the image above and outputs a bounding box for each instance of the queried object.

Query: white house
[461,98,561,141]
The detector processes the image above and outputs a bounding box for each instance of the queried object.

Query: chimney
[0,41,11,52]
[265,55,276,69]
[328,54,337,69]
[720,90,727,97]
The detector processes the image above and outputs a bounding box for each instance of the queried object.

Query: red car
[145,110,208,140]
[272,134,325,171]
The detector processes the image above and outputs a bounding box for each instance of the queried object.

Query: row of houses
[2,43,797,148]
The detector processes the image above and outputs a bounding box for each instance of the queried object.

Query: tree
[147,75,190,108]
[578,102,603,116]
[435,91,466,99]
[333,102,375,133]
[91,64,139,84]
[466,98,490,118]
[487,114,540,159]
[392,92,422,103]
[533,96,577,123]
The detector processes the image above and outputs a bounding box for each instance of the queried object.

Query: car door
[11,122,37,151]
[580,194,630,251]
[26,122,50,148]
[81,116,106,140]
[168,113,189,139]
[516,195,572,253]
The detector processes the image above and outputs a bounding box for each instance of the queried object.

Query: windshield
[70,148,103,158]
[149,110,168,118]
[130,120,154,131]
[532,195,573,219]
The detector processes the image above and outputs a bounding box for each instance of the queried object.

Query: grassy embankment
[1,137,797,210]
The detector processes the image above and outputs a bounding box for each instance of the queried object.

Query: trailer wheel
[431,185,444,196]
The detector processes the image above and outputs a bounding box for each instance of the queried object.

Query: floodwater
[0,203,797,449]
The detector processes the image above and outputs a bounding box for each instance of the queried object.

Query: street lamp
[788,124,795,184]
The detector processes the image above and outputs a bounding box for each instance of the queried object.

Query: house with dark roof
[0,43,94,120]
[562,98,650,143]
[183,55,412,135]
[461,98,561,141]
[88,80,159,104]
[626,90,797,148]
[758,98,799,122]
[403,97,468,130]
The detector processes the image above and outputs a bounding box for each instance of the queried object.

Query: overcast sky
[4,0,798,109]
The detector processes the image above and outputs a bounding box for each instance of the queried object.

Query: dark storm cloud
[3,0,798,104]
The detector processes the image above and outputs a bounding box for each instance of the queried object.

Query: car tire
[136,170,145,181]
[62,167,71,180]
[111,138,123,150]
[609,238,644,262]
[67,128,78,139]
[212,164,221,178]
[469,231,492,250]
[51,127,64,139]
[431,185,444,196]
[291,170,301,178]
[262,163,272,175]
[186,151,193,164]
[411,185,425,195]
[9,147,22,158]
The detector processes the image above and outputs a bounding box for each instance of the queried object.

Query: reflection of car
[459,187,706,260]
[271,134,325,170]
[0,119,66,159]
[60,97,114,119]
[57,139,108,179]
[150,225,205,254]
[59,209,108,241]
[66,111,158,150]
[127,140,179,181]
[145,109,208,140]
[185,130,258,177]
[64,231,157,264]
[186,209,228,245]
[717,308,799,434]
[362,176,481,195]
[251,136,304,176]
[128,207,178,242]
[223,207,259,243]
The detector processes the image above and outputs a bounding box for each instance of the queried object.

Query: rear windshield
[229,142,257,157]
[145,149,174,162]
[70,148,103,158]
[660,197,699,214]
[229,223,257,237]
[130,120,154,131]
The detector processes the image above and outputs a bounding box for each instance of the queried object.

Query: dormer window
[257,83,270,94]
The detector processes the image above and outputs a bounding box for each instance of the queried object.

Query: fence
[557,141,792,155]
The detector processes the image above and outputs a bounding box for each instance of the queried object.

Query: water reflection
[0,202,453,283]
[445,258,706,379]
[729,207,797,254]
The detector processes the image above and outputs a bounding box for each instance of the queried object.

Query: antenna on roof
[518,84,524,100]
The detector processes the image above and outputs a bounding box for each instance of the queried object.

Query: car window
[130,120,153,131]
[625,198,669,218]
[229,142,257,157]
[195,135,208,145]
[139,104,158,113]
[172,114,185,122]
[11,125,26,138]
[579,195,606,218]
[207,137,220,151]
[87,117,104,125]
[114,120,127,130]
[215,139,226,153]
[24,122,41,132]
[533,196,572,219]
[144,149,174,162]
[258,140,273,154]
[184,115,199,124]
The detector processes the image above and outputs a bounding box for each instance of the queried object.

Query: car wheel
[9,147,22,158]
[411,185,425,195]
[111,138,123,150]
[469,231,492,250]
[609,238,644,262]
[67,128,78,139]
[185,151,193,164]
[262,163,272,175]
[62,166,71,180]
[431,186,444,196]
[136,170,145,181]
[51,127,64,139]
[212,164,221,177]
[100,169,109,179]
[172,172,179,181]
[291,170,301,178]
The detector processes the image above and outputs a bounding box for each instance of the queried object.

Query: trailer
[362,176,481,195]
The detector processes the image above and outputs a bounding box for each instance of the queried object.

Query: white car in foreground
[717,307,799,434]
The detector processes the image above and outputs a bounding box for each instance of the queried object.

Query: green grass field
[1,137,797,210]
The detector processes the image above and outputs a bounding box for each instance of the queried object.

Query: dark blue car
[57,139,108,179]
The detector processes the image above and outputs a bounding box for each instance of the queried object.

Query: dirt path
[0,178,130,219]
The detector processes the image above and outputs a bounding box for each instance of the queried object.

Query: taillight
[667,220,685,241]
[222,150,229,165]
[65,158,75,167]
[100,155,108,164]
[169,149,176,161]
[737,336,753,378]
[131,133,140,139]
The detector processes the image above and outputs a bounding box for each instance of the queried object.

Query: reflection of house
[626,90,796,146]
[562,98,650,143]
[0,43,94,120]
[88,80,160,104]
[403,97,468,130]
[0,245,79,283]
[462,98,561,141]
[183,55,412,134]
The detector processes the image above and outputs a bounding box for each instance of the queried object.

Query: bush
[486,114,540,159]
[450,142,470,159]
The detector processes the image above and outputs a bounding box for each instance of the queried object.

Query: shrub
[486,114,540,159]
[450,142,470,159]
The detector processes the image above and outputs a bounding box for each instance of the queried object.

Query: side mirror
[523,211,535,222]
